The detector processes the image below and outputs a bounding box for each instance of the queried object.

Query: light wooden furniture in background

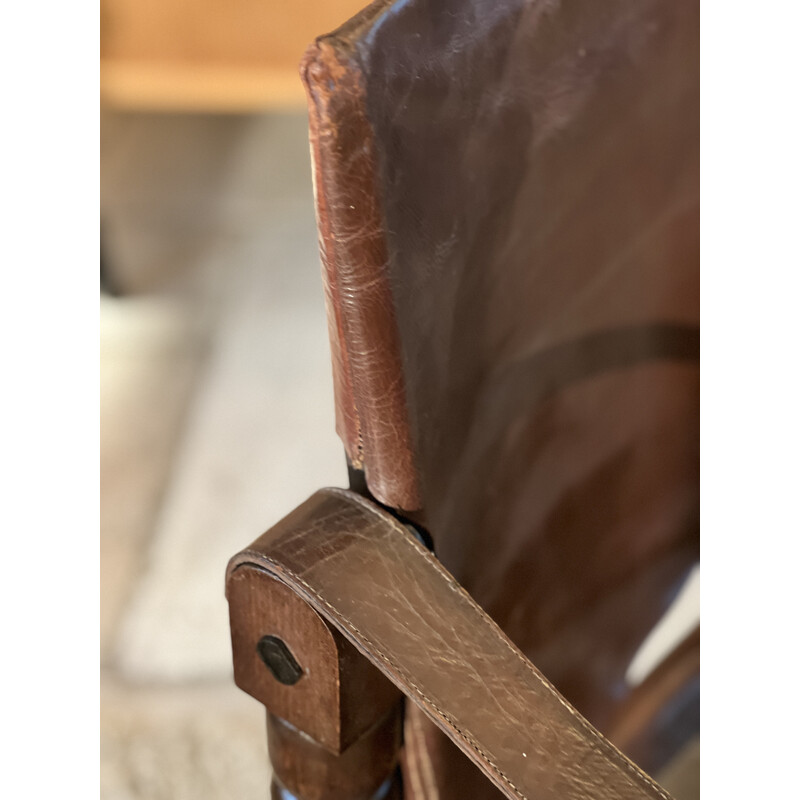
[100,0,365,111]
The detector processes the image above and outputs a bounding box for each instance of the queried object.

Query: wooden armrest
[226,488,671,800]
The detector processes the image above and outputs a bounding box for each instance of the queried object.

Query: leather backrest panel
[302,0,698,789]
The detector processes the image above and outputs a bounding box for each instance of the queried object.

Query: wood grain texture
[228,566,401,754]
[267,710,402,800]
[100,0,366,110]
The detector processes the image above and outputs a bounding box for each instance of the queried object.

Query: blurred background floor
[100,110,347,799]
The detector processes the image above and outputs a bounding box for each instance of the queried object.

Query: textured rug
[101,679,270,800]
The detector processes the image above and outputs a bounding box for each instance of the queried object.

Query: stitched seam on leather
[251,552,526,800]
[323,488,671,800]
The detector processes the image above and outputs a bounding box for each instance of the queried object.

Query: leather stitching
[239,487,670,800]
[248,552,527,800]
[325,488,671,800]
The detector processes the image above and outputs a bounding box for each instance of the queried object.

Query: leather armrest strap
[226,488,671,800]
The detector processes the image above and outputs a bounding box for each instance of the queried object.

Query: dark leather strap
[227,488,672,800]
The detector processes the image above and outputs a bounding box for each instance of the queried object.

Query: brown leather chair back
[301,1,698,796]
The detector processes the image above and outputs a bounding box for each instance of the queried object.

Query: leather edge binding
[225,487,672,800]
[299,32,421,510]
[301,41,363,470]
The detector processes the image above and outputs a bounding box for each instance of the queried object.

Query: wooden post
[227,561,404,799]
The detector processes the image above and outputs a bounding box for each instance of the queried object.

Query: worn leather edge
[300,22,421,511]
[300,40,361,471]
[226,488,672,800]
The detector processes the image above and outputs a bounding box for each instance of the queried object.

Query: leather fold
[226,488,672,800]
[300,30,421,510]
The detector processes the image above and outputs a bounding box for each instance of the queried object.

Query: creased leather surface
[304,1,699,788]
[227,489,672,800]
[301,10,420,510]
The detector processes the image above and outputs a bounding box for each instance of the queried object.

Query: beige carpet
[101,678,270,800]
[101,111,338,799]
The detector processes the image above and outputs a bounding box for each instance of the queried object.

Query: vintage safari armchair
[226,1,699,799]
